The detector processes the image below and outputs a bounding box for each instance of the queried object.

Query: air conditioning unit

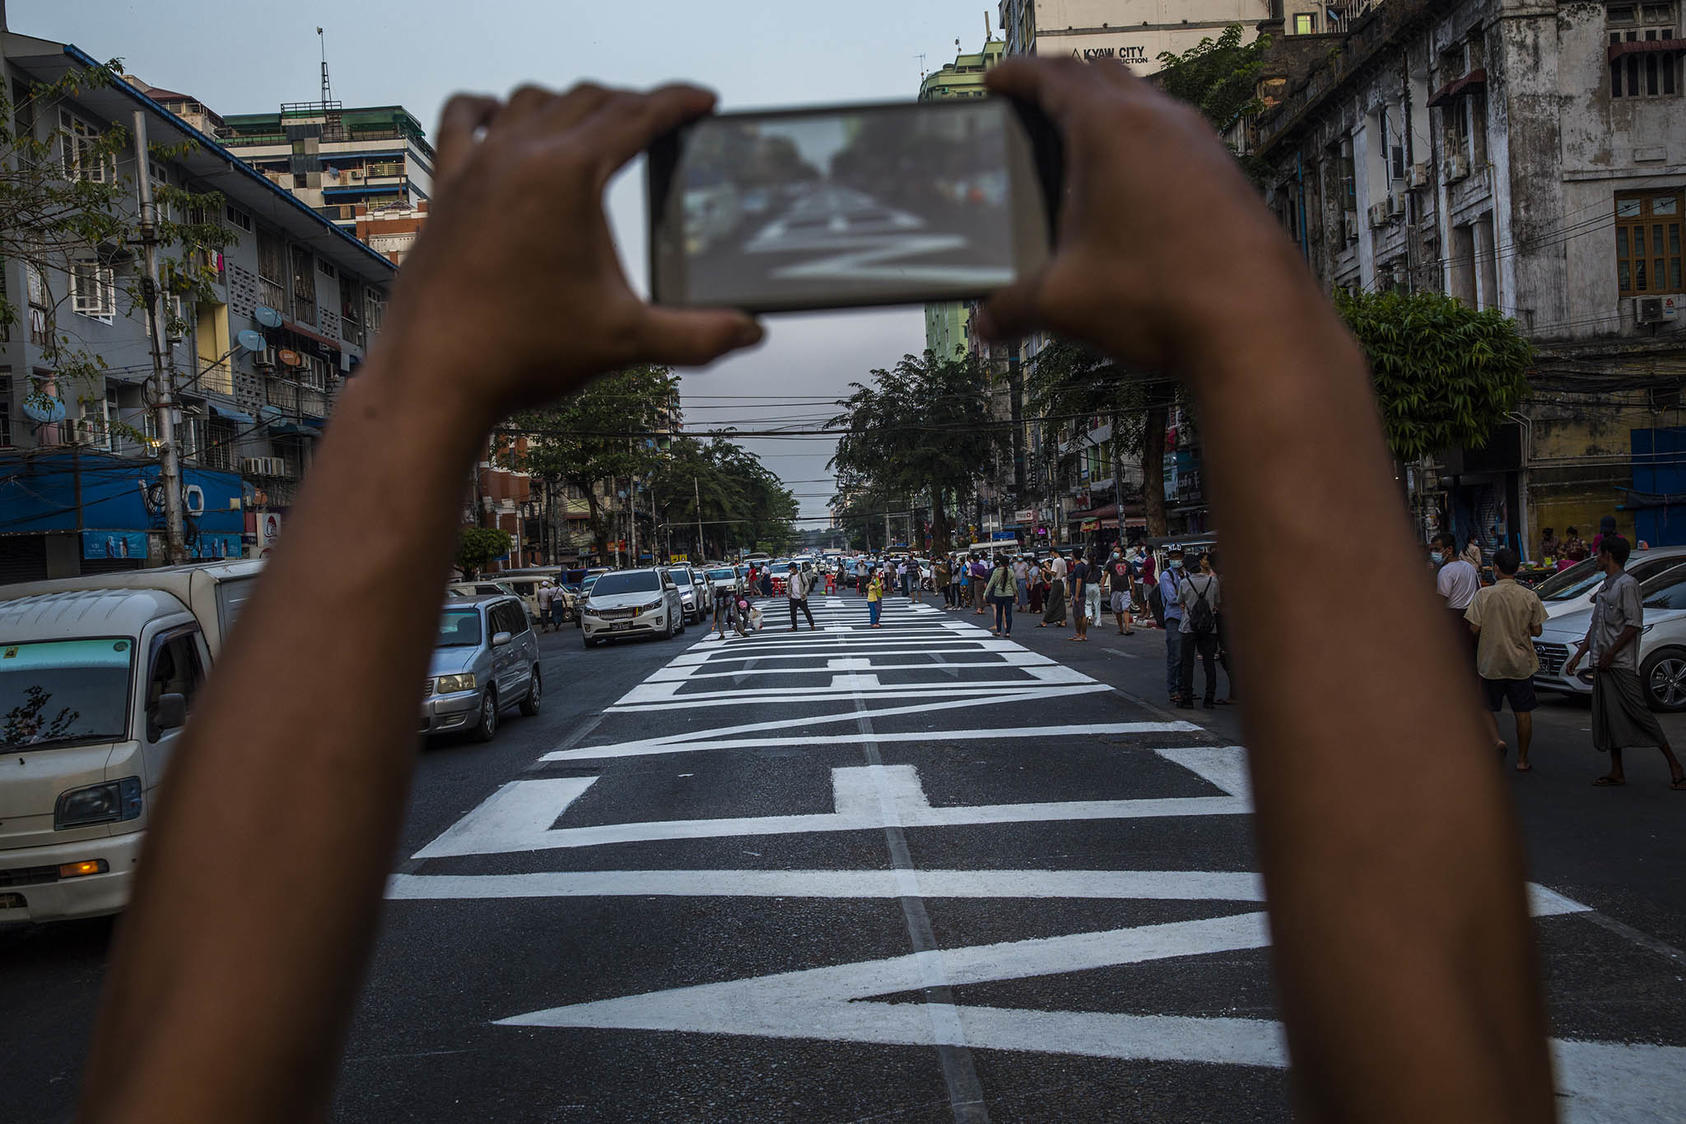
[242,456,293,478]
[1446,152,1471,183]
[1408,162,1431,189]
[257,346,278,368]
[1387,189,1408,217]
[1367,202,1390,229]
[1636,296,1669,326]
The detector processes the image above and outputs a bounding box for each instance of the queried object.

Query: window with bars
[59,111,112,182]
[1616,190,1684,295]
[1609,2,1681,97]
[70,260,116,321]
[1294,12,1316,34]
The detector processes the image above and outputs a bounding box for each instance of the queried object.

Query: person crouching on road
[787,562,816,631]
[1565,534,1686,789]
[867,569,884,627]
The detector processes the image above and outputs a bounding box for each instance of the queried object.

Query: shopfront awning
[1428,68,1487,107]
[209,401,255,424]
[1609,38,1686,61]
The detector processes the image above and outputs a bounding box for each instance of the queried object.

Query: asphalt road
[5,593,1686,1122]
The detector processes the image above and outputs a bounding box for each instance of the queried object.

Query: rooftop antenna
[916,51,927,78]
[985,10,993,42]
[317,26,332,107]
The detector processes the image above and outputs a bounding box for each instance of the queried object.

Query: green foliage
[0,59,233,436]
[455,526,514,578]
[829,350,1008,550]
[1336,290,1535,463]
[646,435,798,558]
[1156,24,1270,136]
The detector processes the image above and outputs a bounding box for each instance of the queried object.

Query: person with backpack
[786,562,816,631]
[1177,551,1222,708]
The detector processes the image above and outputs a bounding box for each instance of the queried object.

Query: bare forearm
[81,338,486,1123]
[1181,261,1551,1120]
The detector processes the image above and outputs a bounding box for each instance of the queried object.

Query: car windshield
[1532,557,1601,600]
[672,570,693,586]
[591,571,661,596]
[437,608,483,648]
[707,568,736,581]
[0,638,134,749]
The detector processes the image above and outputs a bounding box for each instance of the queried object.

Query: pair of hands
[1565,646,1613,674]
[387,59,1298,427]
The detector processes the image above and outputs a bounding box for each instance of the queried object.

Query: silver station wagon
[421,595,541,742]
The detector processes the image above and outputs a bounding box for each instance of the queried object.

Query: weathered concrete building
[1252,0,1685,554]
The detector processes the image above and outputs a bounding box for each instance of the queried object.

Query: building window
[70,260,116,321]
[1609,2,1681,97]
[59,110,112,182]
[0,396,11,447]
[1616,190,1684,295]
[1294,12,1316,34]
[224,203,252,232]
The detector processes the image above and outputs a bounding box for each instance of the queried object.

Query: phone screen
[648,98,1056,314]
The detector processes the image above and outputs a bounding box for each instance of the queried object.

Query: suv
[422,595,541,742]
[580,568,685,647]
[669,566,707,626]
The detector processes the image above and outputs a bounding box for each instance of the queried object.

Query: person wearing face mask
[1433,531,1481,662]
[1158,548,1187,700]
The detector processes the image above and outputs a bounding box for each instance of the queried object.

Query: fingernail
[736,320,764,347]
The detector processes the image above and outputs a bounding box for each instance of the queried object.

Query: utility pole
[694,476,704,562]
[1112,411,1126,550]
[134,112,186,565]
[629,477,639,564]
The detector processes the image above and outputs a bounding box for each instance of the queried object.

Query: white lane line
[413,777,595,860]
[542,722,1202,762]
[606,683,1114,713]
[1155,746,1251,800]
[616,665,1097,705]
[413,764,1251,857]
[647,655,1057,682]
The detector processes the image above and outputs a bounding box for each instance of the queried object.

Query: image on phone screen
[649,99,1054,313]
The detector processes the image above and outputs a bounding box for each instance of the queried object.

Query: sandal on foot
[1514,762,1532,772]
[1672,777,1686,790]
[1592,776,1626,786]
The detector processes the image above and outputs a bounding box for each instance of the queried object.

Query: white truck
[0,561,262,924]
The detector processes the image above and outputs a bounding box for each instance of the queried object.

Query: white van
[0,561,262,924]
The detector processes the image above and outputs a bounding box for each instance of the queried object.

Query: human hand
[1597,651,1613,671]
[974,59,1308,369]
[386,83,764,424]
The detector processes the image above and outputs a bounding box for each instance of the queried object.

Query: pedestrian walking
[1461,535,1484,569]
[1069,551,1092,641]
[1083,549,1104,628]
[1176,553,1221,709]
[971,554,989,613]
[1158,550,1187,699]
[1039,557,1067,627]
[866,569,884,627]
[786,562,816,631]
[934,556,952,608]
[548,581,567,631]
[1012,555,1030,611]
[760,567,773,598]
[1028,560,1046,614]
[986,555,1016,636]
[1433,532,1480,661]
[1050,548,1069,591]
[536,581,555,633]
[1106,548,1135,635]
[957,557,971,610]
[1464,548,1546,768]
[1564,535,1686,789]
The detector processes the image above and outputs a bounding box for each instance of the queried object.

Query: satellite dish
[237,329,267,351]
[22,396,67,423]
[253,306,283,328]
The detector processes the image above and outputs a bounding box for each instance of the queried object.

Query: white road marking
[413,777,595,860]
[605,682,1114,713]
[1156,746,1251,799]
[542,722,1202,762]
[412,764,1250,858]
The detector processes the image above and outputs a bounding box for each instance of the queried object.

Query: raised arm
[79,84,763,1124]
[979,59,1552,1123]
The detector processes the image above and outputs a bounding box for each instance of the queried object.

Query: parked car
[669,565,707,625]
[1530,546,1686,619]
[0,560,264,924]
[1533,567,1686,711]
[448,580,516,599]
[580,568,686,647]
[423,595,541,742]
[494,567,574,624]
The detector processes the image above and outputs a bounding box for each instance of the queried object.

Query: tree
[1156,23,1271,164]
[455,526,513,579]
[829,350,1007,553]
[646,435,798,560]
[0,61,232,432]
[1336,289,1534,463]
[510,365,681,557]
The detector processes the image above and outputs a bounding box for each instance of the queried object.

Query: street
[6,593,1686,1122]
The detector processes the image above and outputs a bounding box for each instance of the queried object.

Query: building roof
[0,34,397,281]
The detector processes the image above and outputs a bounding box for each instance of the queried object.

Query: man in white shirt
[1433,531,1480,660]
[787,563,816,631]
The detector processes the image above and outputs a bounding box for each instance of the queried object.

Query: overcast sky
[9,0,1003,524]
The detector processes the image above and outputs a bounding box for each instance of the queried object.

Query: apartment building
[0,30,395,579]
[1252,0,1686,551]
[997,0,1276,71]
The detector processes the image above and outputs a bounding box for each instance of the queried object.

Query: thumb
[636,307,765,367]
[975,272,1047,342]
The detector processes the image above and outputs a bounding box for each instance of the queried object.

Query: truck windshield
[437,608,483,648]
[0,638,134,749]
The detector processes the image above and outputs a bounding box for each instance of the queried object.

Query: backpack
[1147,581,1166,628]
[1185,576,1217,636]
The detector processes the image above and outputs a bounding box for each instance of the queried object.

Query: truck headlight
[55,777,143,830]
[434,673,477,694]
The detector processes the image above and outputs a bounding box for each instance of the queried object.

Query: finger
[434,95,501,182]
[974,272,1048,342]
[503,83,556,123]
[984,57,1096,119]
[542,81,618,132]
[633,306,764,367]
[576,83,718,175]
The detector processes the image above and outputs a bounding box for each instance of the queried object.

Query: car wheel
[520,665,542,716]
[471,687,499,742]
[1642,647,1686,711]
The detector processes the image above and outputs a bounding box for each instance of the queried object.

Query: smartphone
[647,97,1062,314]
